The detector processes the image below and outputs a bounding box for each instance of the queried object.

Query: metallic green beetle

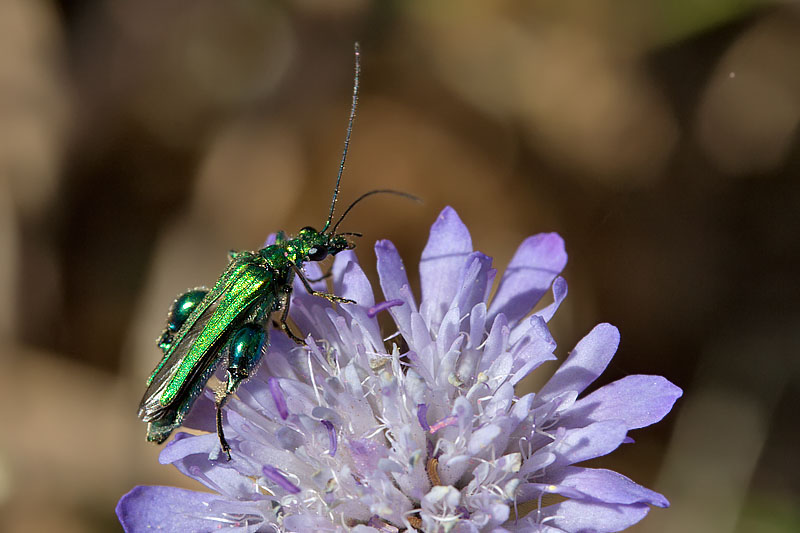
[138,44,409,459]
[138,224,356,458]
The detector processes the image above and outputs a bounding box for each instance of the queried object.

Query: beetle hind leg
[215,323,269,460]
[215,395,232,460]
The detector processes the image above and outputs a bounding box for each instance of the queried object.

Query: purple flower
[117,207,681,532]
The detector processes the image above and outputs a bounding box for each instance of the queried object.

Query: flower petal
[180,389,218,433]
[376,239,417,337]
[539,499,651,533]
[508,315,557,385]
[419,207,473,328]
[159,433,255,498]
[116,485,232,533]
[283,515,340,530]
[561,375,683,430]
[468,424,503,455]
[488,233,567,327]
[262,233,277,247]
[534,276,568,323]
[289,260,331,335]
[547,420,629,466]
[333,250,374,306]
[536,323,620,404]
[504,523,562,533]
[551,466,669,507]
[158,431,217,465]
[453,252,494,316]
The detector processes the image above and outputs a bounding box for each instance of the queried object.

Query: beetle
[138,44,413,459]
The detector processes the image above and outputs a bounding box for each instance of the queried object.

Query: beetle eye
[307,245,328,262]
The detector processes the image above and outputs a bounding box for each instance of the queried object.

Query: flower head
[118,207,681,532]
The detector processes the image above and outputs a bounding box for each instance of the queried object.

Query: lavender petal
[547,420,629,467]
[179,390,218,433]
[419,207,473,328]
[536,323,620,404]
[541,499,652,533]
[534,275,568,323]
[453,252,494,316]
[159,433,254,498]
[333,250,374,306]
[552,466,669,507]
[488,233,567,327]
[561,375,683,430]
[116,485,230,533]
[375,239,417,336]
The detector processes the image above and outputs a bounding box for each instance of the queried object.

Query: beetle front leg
[291,263,356,305]
[216,323,268,460]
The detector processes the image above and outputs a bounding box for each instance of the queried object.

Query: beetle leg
[291,263,356,305]
[277,287,305,345]
[216,394,232,460]
[216,323,268,460]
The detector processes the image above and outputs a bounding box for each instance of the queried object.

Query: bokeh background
[1,1,798,531]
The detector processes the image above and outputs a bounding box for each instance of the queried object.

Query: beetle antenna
[331,190,422,234]
[322,43,360,233]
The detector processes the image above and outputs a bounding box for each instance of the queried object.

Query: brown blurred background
[1,1,799,531]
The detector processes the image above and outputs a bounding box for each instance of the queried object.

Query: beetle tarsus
[216,393,232,461]
[292,263,356,305]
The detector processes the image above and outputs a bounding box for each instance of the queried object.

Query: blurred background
[1,1,798,531]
